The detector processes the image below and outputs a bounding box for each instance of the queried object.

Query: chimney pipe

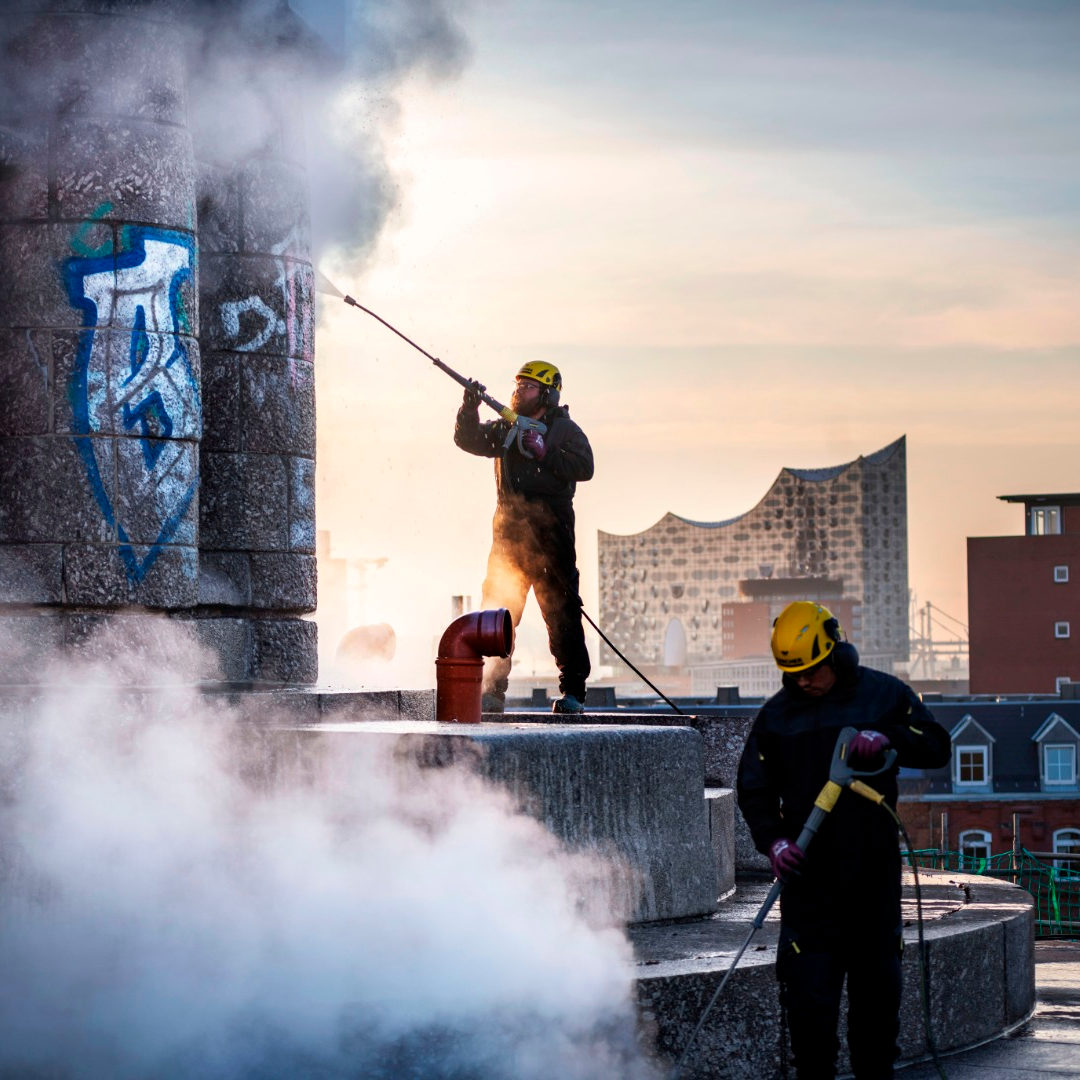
[435,609,513,722]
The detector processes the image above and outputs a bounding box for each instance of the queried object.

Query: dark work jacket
[454,403,594,523]
[736,644,951,940]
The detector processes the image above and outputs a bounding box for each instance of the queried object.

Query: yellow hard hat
[770,601,842,672]
[516,360,562,391]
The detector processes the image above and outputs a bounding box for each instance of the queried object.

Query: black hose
[580,607,686,715]
[885,804,948,1080]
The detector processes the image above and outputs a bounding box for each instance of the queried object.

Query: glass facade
[597,437,910,671]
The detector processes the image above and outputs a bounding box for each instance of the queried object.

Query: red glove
[520,429,546,460]
[769,838,805,880]
[848,729,890,767]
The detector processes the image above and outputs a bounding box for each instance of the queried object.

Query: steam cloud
[0,622,657,1079]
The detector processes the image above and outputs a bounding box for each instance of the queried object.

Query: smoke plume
[0,620,657,1079]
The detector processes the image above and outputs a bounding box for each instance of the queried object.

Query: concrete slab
[271,720,718,924]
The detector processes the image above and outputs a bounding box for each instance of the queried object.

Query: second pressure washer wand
[669,726,897,1080]
[342,295,546,455]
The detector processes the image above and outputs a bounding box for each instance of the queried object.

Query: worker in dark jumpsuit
[454,361,593,715]
[737,601,951,1079]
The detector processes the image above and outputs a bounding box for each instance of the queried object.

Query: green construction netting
[903,847,1080,938]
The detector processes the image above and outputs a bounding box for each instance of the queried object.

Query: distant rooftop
[999,493,1080,506]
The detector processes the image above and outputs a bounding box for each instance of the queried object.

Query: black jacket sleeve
[547,416,594,484]
[736,711,786,855]
[876,685,952,769]
[454,403,508,458]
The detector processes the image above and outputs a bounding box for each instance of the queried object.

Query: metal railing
[903,847,1080,938]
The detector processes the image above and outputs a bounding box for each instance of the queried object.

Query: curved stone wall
[635,872,1035,1078]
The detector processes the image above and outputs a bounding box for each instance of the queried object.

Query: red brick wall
[967,534,1080,693]
[898,797,1080,855]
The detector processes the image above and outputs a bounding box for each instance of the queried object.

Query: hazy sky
[313,0,1080,683]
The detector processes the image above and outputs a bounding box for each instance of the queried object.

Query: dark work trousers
[480,496,590,700]
[777,929,903,1080]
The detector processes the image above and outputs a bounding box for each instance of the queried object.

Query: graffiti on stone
[219,229,313,379]
[64,226,199,583]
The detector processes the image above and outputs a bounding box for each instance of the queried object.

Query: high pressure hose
[580,607,686,715]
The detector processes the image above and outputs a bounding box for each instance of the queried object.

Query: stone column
[192,11,318,684]
[0,1,200,673]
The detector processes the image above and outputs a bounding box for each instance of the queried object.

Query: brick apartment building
[968,493,1080,694]
[898,698,1080,865]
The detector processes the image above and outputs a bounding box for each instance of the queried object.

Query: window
[1030,506,1062,535]
[955,745,988,786]
[1044,744,1077,785]
[1057,677,1073,694]
[1055,565,1070,584]
[1052,828,1080,878]
[959,829,992,864]
[1055,622,1071,639]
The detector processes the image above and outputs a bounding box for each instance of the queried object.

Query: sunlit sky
[312,0,1080,684]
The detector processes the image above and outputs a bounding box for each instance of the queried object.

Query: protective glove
[520,429,547,461]
[462,380,484,409]
[769,837,805,881]
[848,729,890,768]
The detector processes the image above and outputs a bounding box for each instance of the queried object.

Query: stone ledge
[634,871,1035,1078]
[267,720,718,925]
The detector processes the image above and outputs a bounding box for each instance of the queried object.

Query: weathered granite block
[4,7,186,117]
[0,544,63,604]
[706,787,736,898]
[63,542,198,608]
[0,613,65,683]
[199,351,240,452]
[240,158,311,256]
[200,451,288,551]
[200,253,313,362]
[0,329,51,436]
[288,454,315,553]
[196,166,242,255]
[0,436,115,544]
[54,118,196,229]
[251,617,317,683]
[249,552,316,611]
[239,355,314,455]
[197,551,251,607]
[114,437,199,546]
[0,126,49,221]
[183,615,254,682]
[0,224,91,331]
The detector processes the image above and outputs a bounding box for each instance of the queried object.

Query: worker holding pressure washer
[454,362,594,715]
[737,601,951,1080]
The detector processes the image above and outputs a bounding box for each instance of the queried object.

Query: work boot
[481,691,505,715]
[551,693,585,715]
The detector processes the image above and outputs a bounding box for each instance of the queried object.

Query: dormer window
[1033,712,1080,792]
[1044,745,1077,786]
[955,745,988,786]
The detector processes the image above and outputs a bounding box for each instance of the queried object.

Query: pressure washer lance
[669,726,898,1080]
[340,295,547,458]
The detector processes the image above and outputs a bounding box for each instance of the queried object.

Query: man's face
[511,376,543,414]
[792,660,837,697]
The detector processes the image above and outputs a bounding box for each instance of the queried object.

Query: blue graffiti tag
[64,226,199,583]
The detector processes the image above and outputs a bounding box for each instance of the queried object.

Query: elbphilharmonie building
[597,436,909,696]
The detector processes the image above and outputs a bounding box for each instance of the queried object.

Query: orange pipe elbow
[435,608,513,723]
